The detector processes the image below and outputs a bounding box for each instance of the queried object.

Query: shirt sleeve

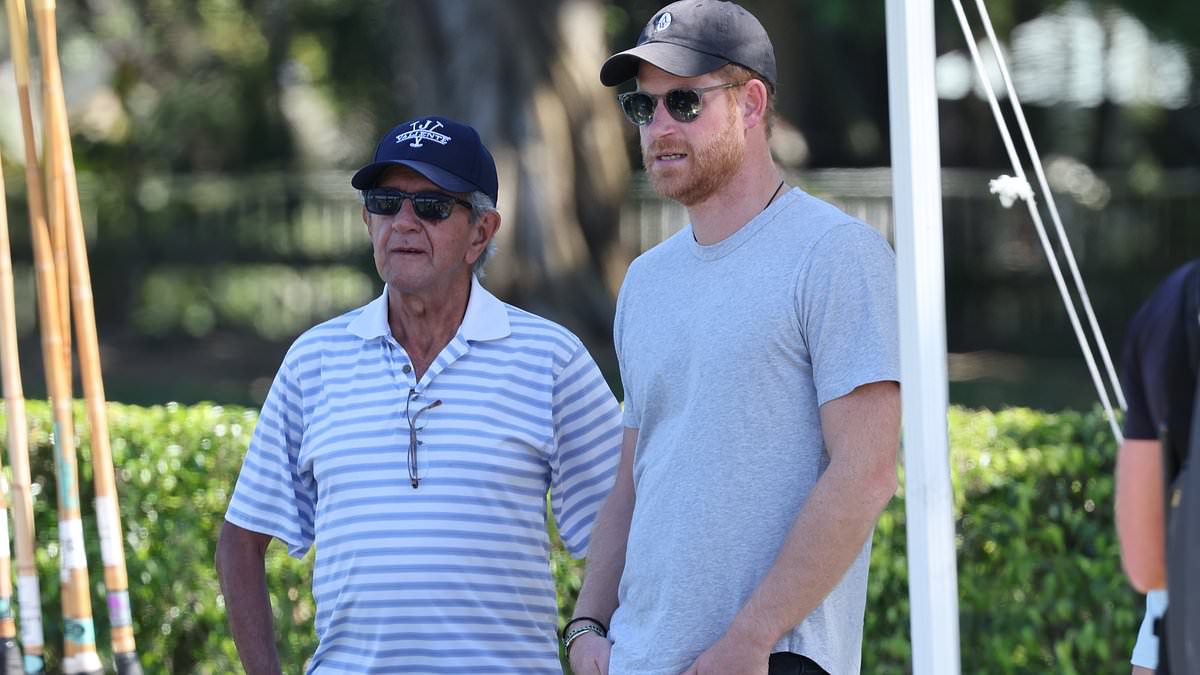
[614,271,640,430]
[224,355,317,558]
[1120,314,1157,441]
[796,222,901,406]
[548,343,623,559]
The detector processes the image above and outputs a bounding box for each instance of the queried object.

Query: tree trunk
[398,0,631,366]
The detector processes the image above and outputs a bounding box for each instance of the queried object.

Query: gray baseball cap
[600,0,777,91]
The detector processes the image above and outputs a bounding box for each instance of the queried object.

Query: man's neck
[387,277,471,379]
[687,154,783,246]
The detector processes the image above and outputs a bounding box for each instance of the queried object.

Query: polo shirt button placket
[385,337,414,387]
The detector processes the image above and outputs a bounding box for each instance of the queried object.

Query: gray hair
[467,191,498,277]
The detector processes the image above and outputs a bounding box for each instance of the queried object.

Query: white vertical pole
[885,1,962,674]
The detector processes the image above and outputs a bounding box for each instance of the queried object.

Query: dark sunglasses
[617,81,747,126]
[363,188,472,222]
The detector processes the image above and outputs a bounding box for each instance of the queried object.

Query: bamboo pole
[0,146,34,675]
[40,45,71,402]
[17,113,102,673]
[3,0,51,670]
[31,1,143,671]
[24,183,100,675]
[12,0,103,671]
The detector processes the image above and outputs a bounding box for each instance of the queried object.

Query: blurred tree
[388,0,631,355]
[605,0,1199,170]
[1092,0,1200,50]
[2,0,1195,405]
[34,0,630,381]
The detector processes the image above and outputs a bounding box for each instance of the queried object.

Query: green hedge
[865,407,1140,673]
[0,402,310,673]
[0,402,1140,672]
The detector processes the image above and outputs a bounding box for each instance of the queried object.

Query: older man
[564,2,900,674]
[216,115,623,674]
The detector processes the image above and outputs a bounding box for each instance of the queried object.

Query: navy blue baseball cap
[600,0,776,92]
[352,115,499,206]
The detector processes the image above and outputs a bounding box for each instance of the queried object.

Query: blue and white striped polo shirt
[225,277,623,674]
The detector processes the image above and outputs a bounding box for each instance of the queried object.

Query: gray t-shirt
[608,188,899,675]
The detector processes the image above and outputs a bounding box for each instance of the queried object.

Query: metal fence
[5,166,1196,405]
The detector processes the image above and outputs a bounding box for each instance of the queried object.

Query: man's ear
[741,78,770,131]
[466,210,501,264]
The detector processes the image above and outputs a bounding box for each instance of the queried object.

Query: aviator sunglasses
[617,80,747,127]
[363,188,473,222]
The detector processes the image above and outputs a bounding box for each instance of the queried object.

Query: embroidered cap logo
[395,119,452,148]
[653,11,672,33]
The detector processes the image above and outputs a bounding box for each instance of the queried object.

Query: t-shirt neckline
[686,187,803,261]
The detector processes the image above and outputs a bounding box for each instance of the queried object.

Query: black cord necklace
[764,179,786,211]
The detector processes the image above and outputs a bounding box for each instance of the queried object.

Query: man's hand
[680,635,768,675]
[680,623,770,675]
[567,631,612,675]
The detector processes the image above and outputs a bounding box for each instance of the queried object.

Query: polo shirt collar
[460,275,511,342]
[346,276,510,343]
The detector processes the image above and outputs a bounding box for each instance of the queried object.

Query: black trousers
[768,652,829,675]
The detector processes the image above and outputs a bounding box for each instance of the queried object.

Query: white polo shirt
[226,277,622,674]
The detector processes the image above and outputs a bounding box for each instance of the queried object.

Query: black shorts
[768,652,829,675]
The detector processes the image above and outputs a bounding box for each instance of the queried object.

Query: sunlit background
[0,0,1196,412]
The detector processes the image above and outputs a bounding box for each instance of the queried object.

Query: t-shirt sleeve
[1120,316,1157,441]
[224,356,316,558]
[796,222,901,406]
[548,343,623,559]
[614,272,640,429]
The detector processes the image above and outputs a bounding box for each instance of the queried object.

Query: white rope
[949,0,1124,444]
[971,0,1127,414]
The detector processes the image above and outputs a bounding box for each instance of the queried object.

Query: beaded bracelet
[562,623,607,656]
[560,615,609,640]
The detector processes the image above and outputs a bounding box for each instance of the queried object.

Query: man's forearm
[572,427,638,623]
[1116,439,1166,591]
[729,382,899,650]
[731,459,895,649]
[572,482,634,622]
[216,522,283,675]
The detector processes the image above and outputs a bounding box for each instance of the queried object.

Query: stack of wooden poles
[1,0,142,672]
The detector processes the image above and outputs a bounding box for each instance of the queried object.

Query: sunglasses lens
[621,92,656,126]
[365,189,402,215]
[665,89,703,122]
[412,195,455,221]
[364,190,458,221]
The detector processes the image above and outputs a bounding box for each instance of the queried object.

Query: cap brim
[600,42,729,87]
[351,160,478,193]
